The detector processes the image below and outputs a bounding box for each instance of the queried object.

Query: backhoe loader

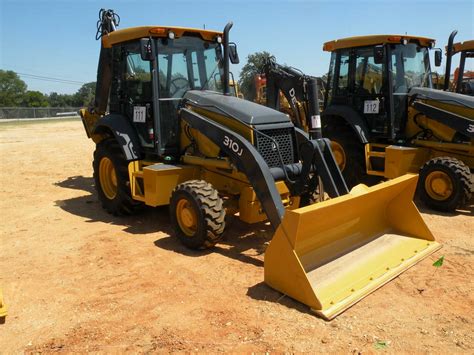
[80,9,441,320]
[258,41,473,212]
[321,35,473,212]
[444,30,473,96]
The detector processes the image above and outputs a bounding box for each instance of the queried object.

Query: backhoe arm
[264,58,323,138]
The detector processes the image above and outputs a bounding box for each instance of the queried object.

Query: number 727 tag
[363,100,380,114]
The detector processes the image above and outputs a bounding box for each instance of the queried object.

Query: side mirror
[140,38,156,61]
[229,42,240,64]
[373,45,385,64]
[434,48,442,67]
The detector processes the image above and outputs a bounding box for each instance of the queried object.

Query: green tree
[238,51,273,101]
[22,91,49,107]
[0,70,27,106]
[48,92,75,107]
[72,82,96,107]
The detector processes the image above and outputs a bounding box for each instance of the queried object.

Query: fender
[322,105,370,143]
[93,114,141,161]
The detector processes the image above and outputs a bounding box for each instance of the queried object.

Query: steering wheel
[169,77,190,98]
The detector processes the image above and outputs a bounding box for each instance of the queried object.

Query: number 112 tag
[363,100,380,114]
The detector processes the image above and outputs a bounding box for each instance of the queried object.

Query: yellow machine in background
[321,34,473,212]
[0,289,7,323]
[444,30,473,96]
[229,79,244,98]
[80,9,441,319]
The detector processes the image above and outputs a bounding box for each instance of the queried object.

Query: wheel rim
[176,199,197,237]
[424,171,453,201]
[330,140,346,171]
[99,157,118,200]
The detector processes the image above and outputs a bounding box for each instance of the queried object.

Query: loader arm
[180,108,348,229]
[412,101,474,138]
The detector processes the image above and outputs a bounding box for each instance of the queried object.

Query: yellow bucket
[264,174,441,320]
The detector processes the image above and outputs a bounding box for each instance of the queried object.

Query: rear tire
[93,139,143,216]
[323,122,366,188]
[170,180,225,250]
[418,157,472,212]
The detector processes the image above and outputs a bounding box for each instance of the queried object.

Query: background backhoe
[443,30,473,96]
[259,36,473,212]
[80,9,441,320]
[321,34,473,212]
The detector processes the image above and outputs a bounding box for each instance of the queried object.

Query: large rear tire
[418,157,472,212]
[93,139,143,216]
[170,180,225,250]
[323,123,366,188]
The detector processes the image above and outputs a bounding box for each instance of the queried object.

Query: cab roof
[451,40,474,54]
[102,26,222,48]
[323,35,435,52]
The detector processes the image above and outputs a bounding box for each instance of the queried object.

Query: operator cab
[323,35,439,140]
[450,40,474,96]
[104,26,238,158]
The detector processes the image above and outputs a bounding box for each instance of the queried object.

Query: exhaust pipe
[444,30,458,91]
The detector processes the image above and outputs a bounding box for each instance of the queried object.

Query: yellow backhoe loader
[260,37,473,212]
[80,9,440,320]
[321,35,473,212]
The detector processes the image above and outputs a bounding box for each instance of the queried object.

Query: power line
[15,72,86,85]
[17,72,85,85]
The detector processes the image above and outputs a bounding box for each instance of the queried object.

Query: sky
[1,0,473,94]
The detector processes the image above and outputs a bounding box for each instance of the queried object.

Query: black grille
[255,128,296,168]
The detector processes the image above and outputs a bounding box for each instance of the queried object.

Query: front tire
[93,139,143,216]
[170,180,225,250]
[418,157,472,212]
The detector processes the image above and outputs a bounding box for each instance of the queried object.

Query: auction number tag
[364,100,379,114]
[133,106,146,123]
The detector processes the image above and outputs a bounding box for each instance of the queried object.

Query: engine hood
[184,90,291,125]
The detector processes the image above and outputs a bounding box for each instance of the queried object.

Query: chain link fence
[0,107,82,120]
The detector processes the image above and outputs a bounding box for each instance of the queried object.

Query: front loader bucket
[264,174,441,320]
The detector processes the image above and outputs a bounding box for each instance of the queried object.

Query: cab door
[351,46,390,137]
[121,41,155,151]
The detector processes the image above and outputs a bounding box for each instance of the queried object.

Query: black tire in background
[418,157,472,212]
[323,122,367,189]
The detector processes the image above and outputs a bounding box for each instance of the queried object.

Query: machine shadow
[246,282,313,316]
[54,175,172,235]
[415,197,474,217]
[153,217,272,268]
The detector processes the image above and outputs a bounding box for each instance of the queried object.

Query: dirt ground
[0,119,473,353]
